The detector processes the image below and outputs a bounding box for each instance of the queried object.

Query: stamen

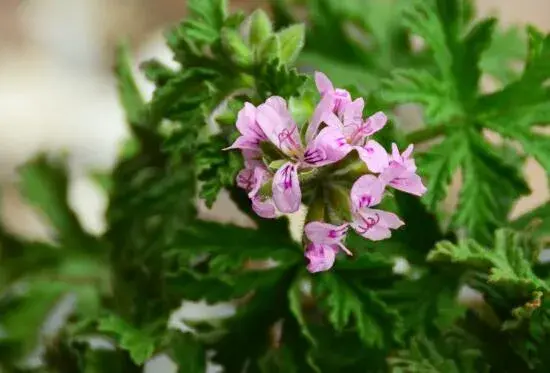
[278,126,299,151]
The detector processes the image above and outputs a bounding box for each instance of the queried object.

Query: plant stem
[405,124,446,144]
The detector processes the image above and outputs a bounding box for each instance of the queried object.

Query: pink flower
[315,71,352,116]
[256,96,350,213]
[304,222,350,273]
[236,162,277,219]
[349,175,404,241]
[380,144,427,197]
[226,103,267,152]
[323,96,390,173]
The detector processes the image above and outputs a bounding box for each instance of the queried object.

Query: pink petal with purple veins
[305,222,349,245]
[350,174,386,211]
[305,243,338,273]
[351,208,404,241]
[257,101,302,156]
[272,162,301,213]
[236,168,255,191]
[306,94,335,142]
[304,126,352,167]
[356,140,390,173]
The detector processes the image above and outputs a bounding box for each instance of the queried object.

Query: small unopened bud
[257,35,280,63]
[221,28,254,68]
[248,10,273,47]
[276,24,306,64]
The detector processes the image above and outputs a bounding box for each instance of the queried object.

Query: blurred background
[0,0,549,372]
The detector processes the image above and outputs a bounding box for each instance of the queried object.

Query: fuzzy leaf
[428,229,549,293]
[314,259,403,349]
[477,27,550,128]
[453,132,529,244]
[197,135,242,207]
[389,336,488,373]
[97,315,156,365]
[418,133,465,211]
[382,69,461,124]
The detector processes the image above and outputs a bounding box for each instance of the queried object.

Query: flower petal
[356,140,390,173]
[236,168,254,191]
[306,94,335,142]
[351,208,404,241]
[350,174,385,210]
[257,100,301,155]
[305,243,337,273]
[252,197,277,218]
[305,221,348,245]
[315,72,334,95]
[249,166,271,198]
[342,98,365,129]
[225,135,261,151]
[390,171,427,197]
[236,103,263,138]
[272,162,301,213]
[364,112,387,136]
[304,126,352,167]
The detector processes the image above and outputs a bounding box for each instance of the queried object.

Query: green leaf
[149,68,218,123]
[480,26,527,83]
[314,266,403,349]
[18,157,99,250]
[477,28,550,128]
[169,332,206,373]
[276,24,306,64]
[418,134,465,211]
[97,315,156,365]
[182,0,227,45]
[455,18,496,102]
[288,278,320,373]
[403,0,453,78]
[382,69,461,124]
[389,336,488,373]
[140,59,177,88]
[197,135,242,207]
[453,132,529,244]
[115,43,146,128]
[428,229,549,293]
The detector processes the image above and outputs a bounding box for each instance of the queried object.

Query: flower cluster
[227,72,426,272]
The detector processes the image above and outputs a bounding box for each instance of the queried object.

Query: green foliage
[5,0,550,372]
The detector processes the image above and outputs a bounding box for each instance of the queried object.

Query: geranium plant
[2,0,550,372]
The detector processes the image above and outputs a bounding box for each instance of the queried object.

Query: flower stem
[405,124,446,144]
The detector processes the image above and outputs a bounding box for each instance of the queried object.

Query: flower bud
[248,10,273,47]
[276,24,306,64]
[221,28,254,68]
[257,35,280,63]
